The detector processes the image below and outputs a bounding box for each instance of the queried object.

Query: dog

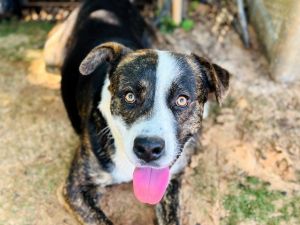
[61,0,230,224]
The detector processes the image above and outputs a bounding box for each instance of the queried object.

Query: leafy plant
[159,15,177,33]
[159,16,195,33]
[181,19,195,32]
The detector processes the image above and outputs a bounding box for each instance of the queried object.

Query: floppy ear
[192,54,230,104]
[79,42,132,75]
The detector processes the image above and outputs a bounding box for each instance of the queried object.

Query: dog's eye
[176,95,189,107]
[125,92,136,103]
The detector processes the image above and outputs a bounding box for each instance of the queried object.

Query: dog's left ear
[79,42,132,75]
[192,54,230,105]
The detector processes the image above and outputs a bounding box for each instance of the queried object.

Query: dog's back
[61,0,150,134]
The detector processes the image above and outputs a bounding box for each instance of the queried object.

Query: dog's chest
[110,149,135,184]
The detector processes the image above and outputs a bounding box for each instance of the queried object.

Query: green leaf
[181,19,194,32]
[159,16,177,33]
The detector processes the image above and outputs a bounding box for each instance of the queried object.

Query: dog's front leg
[156,177,181,225]
[62,148,114,225]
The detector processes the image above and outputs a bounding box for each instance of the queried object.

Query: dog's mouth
[132,155,180,205]
[133,166,170,205]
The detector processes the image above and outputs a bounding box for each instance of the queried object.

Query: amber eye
[125,92,136,103]
[176,95,189,107]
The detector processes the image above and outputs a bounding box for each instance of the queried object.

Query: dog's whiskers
[97,127,112,142]
[97,126,110,136]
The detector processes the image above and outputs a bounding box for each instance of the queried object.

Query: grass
[0,20,53,62]
[223,176,300,225]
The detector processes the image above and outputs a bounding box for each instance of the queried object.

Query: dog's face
[80,42,230,169]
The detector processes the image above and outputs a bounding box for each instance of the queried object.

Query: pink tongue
[133,167,170,205]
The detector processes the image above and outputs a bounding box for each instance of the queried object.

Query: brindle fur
[156,178,181,225]
[61,0,230,224]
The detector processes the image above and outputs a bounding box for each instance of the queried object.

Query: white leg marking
[203,101,210,119]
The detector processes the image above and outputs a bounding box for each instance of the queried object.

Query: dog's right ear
[79,42,132,75]
[192,54,230,105]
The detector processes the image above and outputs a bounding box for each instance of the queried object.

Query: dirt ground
[0,6,300,225]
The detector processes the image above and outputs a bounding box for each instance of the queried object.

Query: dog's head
[80,42,230,169]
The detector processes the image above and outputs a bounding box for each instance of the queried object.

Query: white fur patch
[140,50,181,167]
[89,10,121,26]
[98,77,134,184]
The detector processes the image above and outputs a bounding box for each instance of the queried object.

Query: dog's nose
[133,136,165,162]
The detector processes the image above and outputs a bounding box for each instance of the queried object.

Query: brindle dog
[61,0,230,224]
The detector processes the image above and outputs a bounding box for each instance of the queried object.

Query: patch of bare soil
[0,51,78,224]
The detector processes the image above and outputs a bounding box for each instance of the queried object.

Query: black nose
[133,136,165,162]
